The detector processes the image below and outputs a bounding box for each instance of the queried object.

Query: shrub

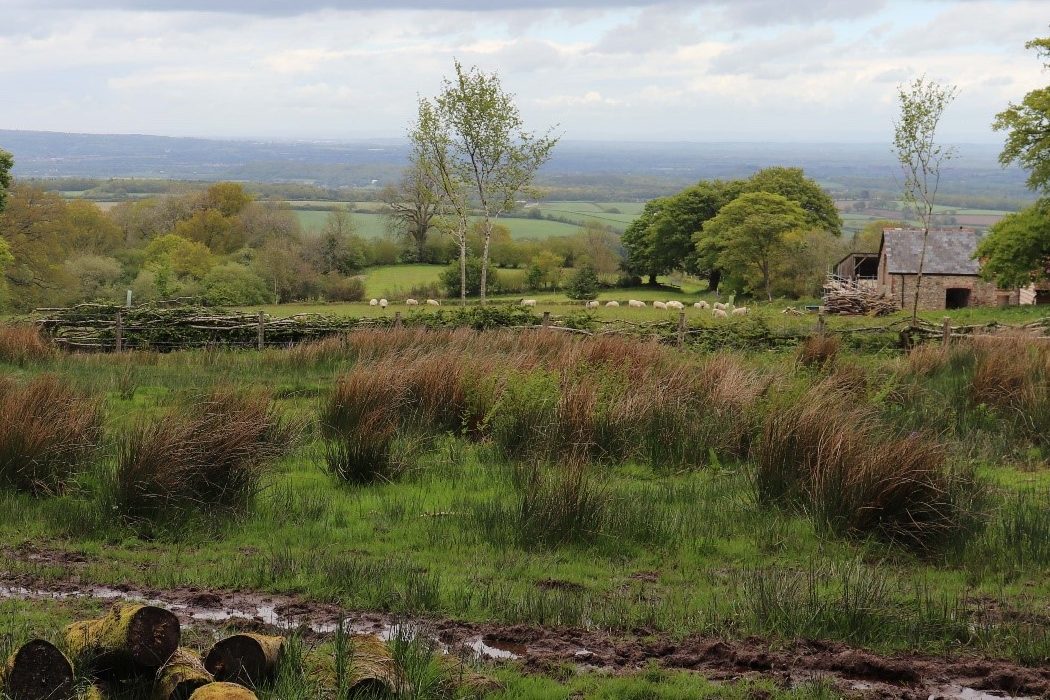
[439,257,496,298]
[322,274,366,302]
[201,263,270,305]
[116,388,297,524]
[0,325,53,366]
[0,374,102,495]
[566,263,600,300]
[797,333,840,369]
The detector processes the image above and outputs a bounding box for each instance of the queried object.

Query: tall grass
[0,324,53,366]
[116,387,298,525]
[797,333,840,369]
[0,374,102,495]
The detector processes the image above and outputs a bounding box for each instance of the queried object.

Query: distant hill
[0,129,1033,200]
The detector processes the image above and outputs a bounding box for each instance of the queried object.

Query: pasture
[2,312,1050,697]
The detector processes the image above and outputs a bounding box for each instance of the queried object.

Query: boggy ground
[1,573,1048,699]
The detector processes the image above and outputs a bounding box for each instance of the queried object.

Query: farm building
[876,227,1017,310]
[834,252,879,286]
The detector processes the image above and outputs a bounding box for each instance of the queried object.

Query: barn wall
[881,275,1015,310]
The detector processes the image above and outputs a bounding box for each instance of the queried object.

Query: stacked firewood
[823,276,899,316]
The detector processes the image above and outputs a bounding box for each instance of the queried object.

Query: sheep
[653,301,667,310]
[426,299,440,306]
[605,300,619,307]
[732,306,748,316]
[628,299,645,308]
[713,308,728,318]
[521,299,537,307]
[369,298,379,307]
[666,300,684,310]
[379,298,388,308]
[585,300,600,309]
[405,298,419,306]
[713,302,726,311]
[694,301,709,310]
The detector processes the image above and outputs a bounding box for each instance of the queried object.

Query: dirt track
[1,572,1047,699]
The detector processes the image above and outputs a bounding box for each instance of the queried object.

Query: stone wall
[879,274,1017,310]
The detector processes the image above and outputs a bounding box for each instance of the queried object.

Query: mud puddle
[2,576,1048,699]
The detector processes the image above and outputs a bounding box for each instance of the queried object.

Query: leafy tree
[699,192,809,300]
[772,229,849,298]
[893,76,957,323]
[577,222,622,275]
[976,201,1050,288]
[0,149,12,214]
[203,182,253,217]
[0,238,12,308]
[201,263,270,306]
[852,219,901,253]
[308,208,367,274]
[428,60,558,301]
[65,200,123,254]
[994,36,1050,193]
[235,199,302,248]
[64,254,123,302]
[566,263,600,300]
[144,234,215,279]
[172,209,243,254]
[528,250,563,291]
[0,184,75,309]
[440,256,494,297]
[742,167,842,234]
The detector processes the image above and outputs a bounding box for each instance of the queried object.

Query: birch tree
[893,77,957,324]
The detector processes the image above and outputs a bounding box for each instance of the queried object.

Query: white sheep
[426,299,440,306]
[713,308,728,318]
[666,300,684,310]
[405,298,419,306]
[379,298,388,308]
[369,298,379,306]
[713,302,726,311]
[585,300,600,309]
[732,306,748,316]
[653,301,667,310]
[628,299,645,308]
[694,301,709,310]
[605,300,619,307]
[521,299,537,307]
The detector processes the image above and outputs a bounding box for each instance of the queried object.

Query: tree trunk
[64,604,180,676]
[707,269,721,291]
[911,224,930,325]
[0,639,75,700]
[306,635,399,697]
[459,234,467,306]
[480,219,493,304]
[647,273,657,286]
[204,634,284,688]
[156,648,213,700]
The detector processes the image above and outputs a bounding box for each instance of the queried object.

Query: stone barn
[876,227,1017,310]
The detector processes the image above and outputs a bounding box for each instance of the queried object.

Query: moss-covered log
[155,648,213,700]
[440,655,504,697]
[79,683,105,700]
[0,639,75,700]
[203,634,283,687]
[186,682,258,700]
[64,604,180,675]
[305,635,400,696]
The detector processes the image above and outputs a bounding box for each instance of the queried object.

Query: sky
[0,0,1046,143]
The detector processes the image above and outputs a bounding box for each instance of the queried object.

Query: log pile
[822,276,898,316]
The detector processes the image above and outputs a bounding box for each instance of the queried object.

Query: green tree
[621,198,665,284]
[428,60,558,301]
[201,263,270,305]
[976,202,1050,288]
[65,200,123,254]
[172,209,243,254]
[440,256,494,297]
[0,184,75,310]
[64,254,123,302]
[0,149,12,214]
[309,208,366,274]
[699,192,809,301]
[742,167,842,234]
[994,36,1050,193]
[0,238,12,308]
[203,182,253,217]
[144,233,215,279]
[566,262,600,300]
[893,76,958,323]
[852,219,902,253]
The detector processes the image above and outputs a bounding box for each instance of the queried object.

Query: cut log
[79,684,105,700]
[440,655,504,696]
[0,639,75,700]
[155,648,213,700]
[305,635,399,696]
[203,634,283,687]
[187,682,258,700]
[64,603,180,674]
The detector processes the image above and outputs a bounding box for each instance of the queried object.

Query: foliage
[976,201,1050,288]
[566,262,600,300]
[201,262,271,306]
[0,184,75,310]
[381,157,439,261]
[699,192,809,300]
[994,36,1050,193]
[172,209,244,254]
[0,149,11,214]
[852,219,901,253]
[64,254,123,302]
[439,257,493,297]
[144,233,215,280]
[742,166,842,235]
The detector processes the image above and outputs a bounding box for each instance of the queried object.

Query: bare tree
[893,76,958,324]
[381,156,439,262]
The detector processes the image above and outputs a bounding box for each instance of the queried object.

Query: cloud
[535,90,623,107]
[8,0,674,13]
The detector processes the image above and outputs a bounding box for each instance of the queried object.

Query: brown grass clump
[0,324,53,366]
[0,374,102,495]
[797,333,840,369]
[968,335,1050,445]
[754,382,979,549]
[117,387,298,523]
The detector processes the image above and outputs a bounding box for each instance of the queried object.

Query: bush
[566,263,600,300]
[0,325,53,366]
[116,388,297,525]
[201,263,270,306]
[439,258,497,298]
[322,274,366,302]
[0,374,102,495]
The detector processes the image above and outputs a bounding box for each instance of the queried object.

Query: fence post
[942,316,951,347]
[817,312,826,336]
[394,311,402,329]
[257,311,265,350]
[114,311,123,353]
[541,311,550,328]
[677,311,686,347]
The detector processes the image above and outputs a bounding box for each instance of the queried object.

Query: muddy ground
[2,566,1048,700]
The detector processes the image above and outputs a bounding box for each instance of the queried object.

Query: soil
[1,570,1048,699]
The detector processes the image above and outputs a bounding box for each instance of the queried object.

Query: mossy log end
[187,682,258,700]
[305,635,399,696]
[0,639,76,700]
[64,604,180,674]
[79,684,105,700]
[440,656,505,696]
[155,648,213,700]
[203,635,283,687]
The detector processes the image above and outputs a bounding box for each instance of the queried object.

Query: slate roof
[880,228,981,276]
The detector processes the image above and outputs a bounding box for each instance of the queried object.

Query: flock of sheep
[367,297,748,317]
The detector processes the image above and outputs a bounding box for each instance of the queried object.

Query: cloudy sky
[1,0,1046,143]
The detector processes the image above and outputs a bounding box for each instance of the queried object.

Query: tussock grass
[0,374,102,495]
[116,387,299,525]
[797,333,840,369]
[0,325,53,366]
